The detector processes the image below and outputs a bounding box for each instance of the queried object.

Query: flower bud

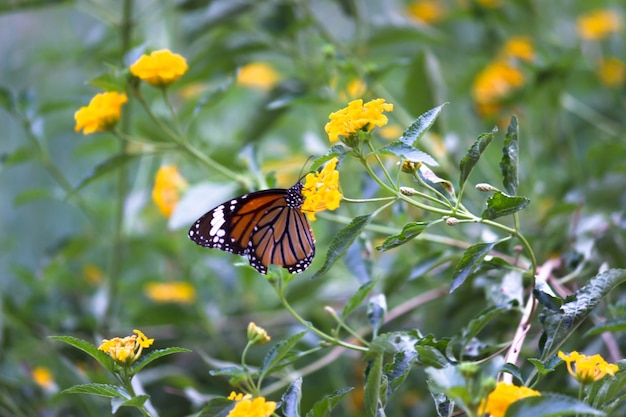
[475,183,497,192]
[399,186,418,196]
[445,217,459,226]
[247,322,271,345]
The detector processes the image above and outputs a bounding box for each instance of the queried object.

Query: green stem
[365,140,396,189]
[325,307,369,346]
[341,196,396,204]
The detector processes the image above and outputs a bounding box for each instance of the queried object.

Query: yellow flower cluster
[144,281,196,304]
[98,329,154,366]
[597,57,625,87]
[152,165,188,218]
[237,62,280,91]
[558,351,619,385]
[479,381,541,417]
[577,9,623,41]
[302,157,342,221]
[247,322,271,345]
[31,366,55,390]
[227,392,276,417]
[325,98,393,143]
[130,49,188,87]
[500,36,535,63]
[406,0,445,24]
[74,92,128,135]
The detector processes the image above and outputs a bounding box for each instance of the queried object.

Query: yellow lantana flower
[558,351,619,385]
[74,92,128,135]
[237,62,281,90]
[302,157,342,221]
[407,0,445,24]
[325,98,394,144]
[479,381,541,417]
[577,9,623,41]
[31,366,55,390]
[227,392,276,417]
[472,60,524,116]
[500,36,535,63]
[597,57,625,87]
[144,282,196,304]
[130,49,188,87]
[247,322,271,345]
[98,329,154,366]
[152,165,188,217]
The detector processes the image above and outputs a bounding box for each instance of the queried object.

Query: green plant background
[1,1,625,416]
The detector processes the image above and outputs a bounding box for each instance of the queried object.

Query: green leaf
[418,164,456,198]
[379,142,438,166]
[342,281,376,319]
[311,214,373,279]
[452,305,513,354]
[538,268,626,360]
[260,331,306,376]
[363,353,384,417]
[527,356,561,376]
[1,145,36,166]
[111,395,150,413]
[376,222,430,252]
[197,397,236,417]
[309,145,350,172]
[415,335,451,368]
[132,347,191,373]
[72,153,141,194]
[584,317,626,337]
[450,241,498,293]
[384,351,417,395]
[481,191,530,220]
[459,128,497,190]
[505,393,604,417]
[209,366,246,377]
[500,115,519,195]
[62,383,129,399]
[398,103,447,146]
[49,336,115,373]
[13,188,53,205]
[501,363,524,384]
[305,387,354,417]
[88,68,128,92]
[370,331,419,355]
[282,377,302,417]
[0,86,15,113]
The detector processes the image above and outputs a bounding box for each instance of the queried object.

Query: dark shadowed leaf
[459,128,497,190]
[261,331,307,375]
[305,387,354,417]
[505,393,604,417]
[379,142,438,166]
[451,305,514,355]
[282,378,302,417]
[376,222,430,252]
[398,103,447,146]
[538,268,626,360]
[450,241,498,292]
[197,397,236,417]
[500,115,519,195]
[311,214,373,279]
[384,351,417,396]
[342,280,376,319]
[0,86,14,112]
[481,191,530,220]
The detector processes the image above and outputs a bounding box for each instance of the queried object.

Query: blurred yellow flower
[501,36,535,62]
[31,366,55,390]
[407,0,445,24]
[130,49,188,87]
[237,62,280,90]
[597,57,625,87]
[83,264,103,285]
[558,351,619,385]
[378,124,404,140]
[337,78,367,102]
[325,98,394,143]
[98,329,154,366]
[152,165,188,218]
[472,60,524,116]
[475,0,501,8]
[74,92,128,135]
[247,322,271,345]
[479,382,541,417]
[302,157,342,221]
[144,282,196,304]
[577,9,623,41]
[227,392,276,417]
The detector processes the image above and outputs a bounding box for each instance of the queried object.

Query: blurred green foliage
[1,0,626,416]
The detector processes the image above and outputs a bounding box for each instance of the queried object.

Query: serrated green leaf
[505,393,604,417]
[0,86,15,113]
[384,351,417,395]
[72,153,141,194]
[342,280,376,319]
[49,336,115,373]
[501,363,524,384]
[62,383,129,399]
[450,241,498,293]
[376,222,430,252]
[311,214,373,279]
[132,347,191,373]
[111,394,150,413]
[459,128,497,190]
[528,356,560,376]
[500,115,519,196]
[309,145,349,172]
[305,387,354,417]
[261,331,306,376]
[197,397,235,417]
[379,142,438,166]
[538,268,626,360]
[282,378,302,417]
[481,191,530,220]
[364,353,383,417]
[398,103,447,146]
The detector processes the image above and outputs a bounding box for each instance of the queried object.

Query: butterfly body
[188,182,315,274]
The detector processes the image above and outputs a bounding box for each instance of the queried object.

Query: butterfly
[188,182,315,274]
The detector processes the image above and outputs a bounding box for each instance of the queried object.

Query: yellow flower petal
[74,92,128,135]
[558,350,619,384]
[597,57,625,87]
[237,62,281,90]
[479,382,541,417]
[152,165,188,218]
[227,394,276,417]
[407,0,445,24]
[577,9,623,41]
[144,282,196,304]
[302,158,342,221]
[130,49,188,87]
[325,98,394,144]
